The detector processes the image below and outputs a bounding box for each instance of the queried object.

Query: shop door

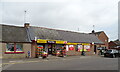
[48,44,52,54]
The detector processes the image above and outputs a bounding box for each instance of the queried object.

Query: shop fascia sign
[82,43,90,45]
[37,39,47,43]
[47,40,56,43]
[67,42,90,45]
[67,43,79,45]
[37,39,67,44]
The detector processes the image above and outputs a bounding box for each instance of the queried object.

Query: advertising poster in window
[84,45,90,51]
[69,45,74,50]
[78,45,83,52]
[37,45,43,49]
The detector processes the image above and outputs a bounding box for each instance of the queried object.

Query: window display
[69,45,74,50]
[84,45,90,51]
[77,45,83,52]
[37,45,43,49]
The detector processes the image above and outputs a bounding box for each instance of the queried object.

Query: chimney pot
[92,30,95,33]
[24,23,30,28]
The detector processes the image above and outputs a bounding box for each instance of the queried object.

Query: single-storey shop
[0,24,104,59]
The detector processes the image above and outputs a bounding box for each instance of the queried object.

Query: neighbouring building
[90,30,109,49]
[109,39,120,49]
[0,24,31,59]
[0,24,104,59]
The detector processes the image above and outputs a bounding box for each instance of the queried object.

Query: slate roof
[28,26,103,44]
[94,31,103,35]
[0,24,30,42]
[113,41,120,46]
[0,24,104,44]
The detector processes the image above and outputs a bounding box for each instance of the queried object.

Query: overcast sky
[0,0,119,41]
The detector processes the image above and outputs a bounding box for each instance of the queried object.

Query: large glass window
[84,45,90,51]
[77,45,83,52]
[6,43,23,53]
[69,45,74,50]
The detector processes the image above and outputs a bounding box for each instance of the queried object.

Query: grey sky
[0,0,119,41]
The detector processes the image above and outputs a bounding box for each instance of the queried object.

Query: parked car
[97,47,106,55]
[97,47,106,50]
[104,49,120,58]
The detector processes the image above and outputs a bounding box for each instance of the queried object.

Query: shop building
[27,24,104,57]
[0,24,104,59]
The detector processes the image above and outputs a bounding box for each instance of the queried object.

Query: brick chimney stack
[24,23,30,28]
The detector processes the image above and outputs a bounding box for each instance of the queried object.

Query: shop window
[69,45,74,50]
[84,45,90,51]
[5,43,24,54]
[66,45,69,51]
[77,45,83,52]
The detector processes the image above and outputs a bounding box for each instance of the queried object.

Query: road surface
[2,56,119,70]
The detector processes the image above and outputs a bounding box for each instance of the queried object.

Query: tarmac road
[1,56,119,70]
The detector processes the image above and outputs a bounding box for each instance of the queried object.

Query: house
[0,24,104,59]
[109,39,120,49]
[90,30,109,49]
[0,24,31,59]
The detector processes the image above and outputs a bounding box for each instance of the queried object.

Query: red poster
[69,45,74,50]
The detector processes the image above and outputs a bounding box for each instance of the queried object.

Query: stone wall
[31,42,37,58]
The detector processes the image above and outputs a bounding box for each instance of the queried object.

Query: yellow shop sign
[82,43,90,45]
[37,39,67,44]
[67,43,77,45]
[56,40,67,44]
[37,39,47,43]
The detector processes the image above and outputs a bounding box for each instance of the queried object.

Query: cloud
[1,0,119,41]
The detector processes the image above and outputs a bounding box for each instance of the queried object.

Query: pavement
[0,55,104,69]
[1,55,98,64]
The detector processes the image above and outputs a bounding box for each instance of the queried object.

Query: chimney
[92,30,95,33]
[24,23,30,28]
